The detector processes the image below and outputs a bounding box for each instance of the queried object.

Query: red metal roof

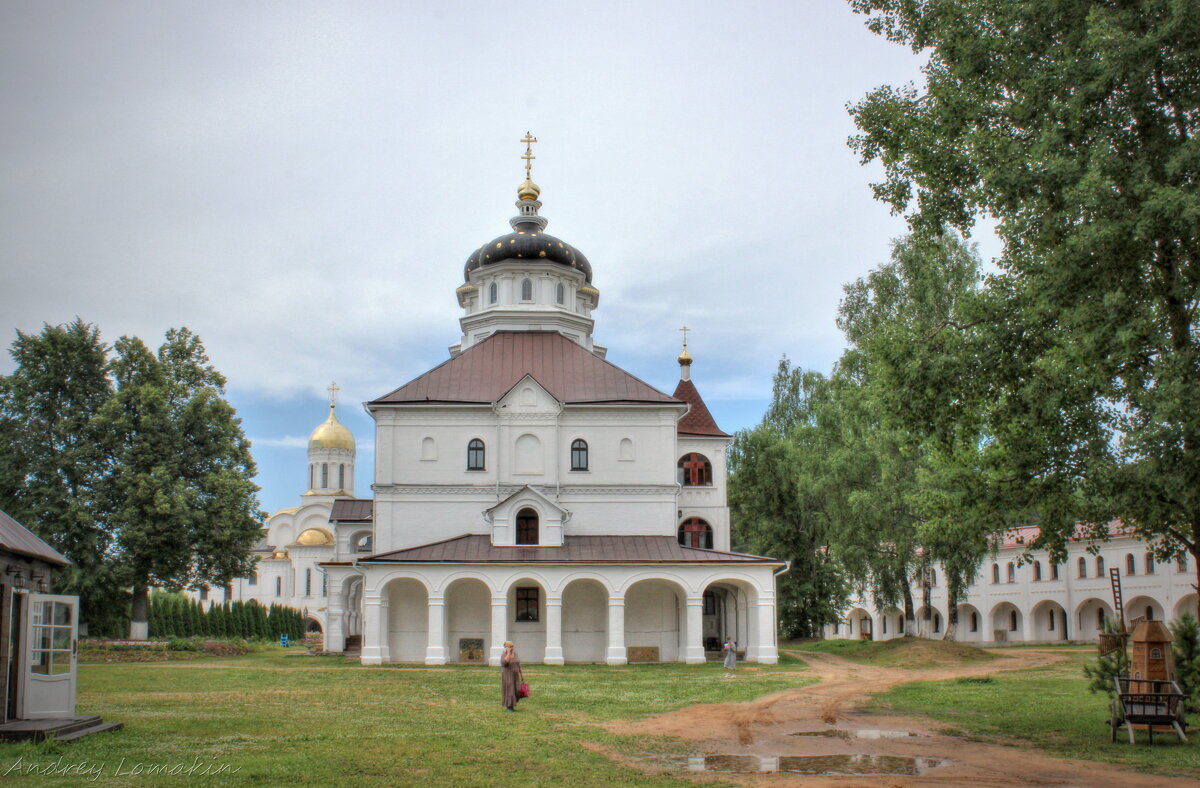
[672,379,730,437]
[0,509,69,566]
[330,498,374,523]
[1001,519,1130,548]
[370,332,681,406]
[360,534,780,564]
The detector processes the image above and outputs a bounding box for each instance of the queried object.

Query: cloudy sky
[1,1,999,514]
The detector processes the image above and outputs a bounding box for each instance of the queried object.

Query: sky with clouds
[1,1,1001,514]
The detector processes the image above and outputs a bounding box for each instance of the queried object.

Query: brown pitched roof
[360,534,780,564]
[370,331,680,406]
[672,379,730,437]
[330,498,374,523]
[0,509,69,566]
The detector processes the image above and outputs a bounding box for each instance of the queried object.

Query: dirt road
[605,649,1196,787]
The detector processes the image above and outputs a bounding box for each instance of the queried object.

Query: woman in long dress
[501,640,523,711]
[722,638,737,676]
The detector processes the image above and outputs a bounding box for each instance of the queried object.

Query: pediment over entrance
[485,485,569,547]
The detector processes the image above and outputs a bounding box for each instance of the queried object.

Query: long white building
[827,524,1197,643]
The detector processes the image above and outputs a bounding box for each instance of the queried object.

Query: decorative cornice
[373,484,676,497]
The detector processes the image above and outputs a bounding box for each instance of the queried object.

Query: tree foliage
[848,0,1200,603]
[0,321,263,637]
[729,360,849,638]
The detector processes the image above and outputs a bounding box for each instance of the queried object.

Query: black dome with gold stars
[463,216,593,283]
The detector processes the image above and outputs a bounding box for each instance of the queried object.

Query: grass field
[784,636,998,668]
[0,651,814,787]
[866,647,1200,777]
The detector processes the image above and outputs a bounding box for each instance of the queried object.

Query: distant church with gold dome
[214,135,784,663]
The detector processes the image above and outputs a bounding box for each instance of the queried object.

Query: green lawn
[0,651,814,787]
[866,648,1200,778]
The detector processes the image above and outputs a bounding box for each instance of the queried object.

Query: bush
[1170,613,1200,713]
[167,637,200,652]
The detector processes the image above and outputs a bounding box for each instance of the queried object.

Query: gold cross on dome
[679,325,690,349]
[328,381,340,407]
[521,132,538,178]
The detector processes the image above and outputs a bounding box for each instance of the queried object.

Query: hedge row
[150,593,305,642]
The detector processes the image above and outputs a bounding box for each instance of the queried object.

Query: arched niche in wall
[514,433,543,474]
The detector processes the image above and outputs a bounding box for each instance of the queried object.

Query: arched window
[521,278,533,301]
[556,282,564,304]
[929,569,937,586]
[1033,561,1042,581]
[1126,553,1136,574]
[338,464,345,490]
[1179,555,1189,573]
[516,508,539,545]
[619,438,634,461]
[677,453,713,486]
[248,571,258,587]
[309,464,314,490]
[970,612,979,632]
[354,534,373,553]
[1144,553,1155,574]
[1078,557,1087,578]
[1006,562,1015,582]
[467,439,485,470]
[489,282,497,304]
[320,463,328,488]
[275,576,282,597]
[992,563,1000,583]
[570,439,588,471]
[1050,562,1060,580]
[677,518,713,549]
[1096,556,1105,577]
[1010,610,1018,631]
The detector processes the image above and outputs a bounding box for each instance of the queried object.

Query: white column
[606,596,627,665]
[326,598,346,653]
[425,596,447,665]
[1021,608,1035,644]
[752,599,779,664]
[683,597,706,664]
[360,594,389,665]
[488,594,508,666]
[544,595,564,665]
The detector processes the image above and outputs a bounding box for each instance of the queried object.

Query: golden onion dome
[517,178,541,201]
[296,528,334,546]
[678,347,693,366]
[309,405,355,452]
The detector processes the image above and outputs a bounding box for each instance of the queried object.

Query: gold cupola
[308,382,355,452]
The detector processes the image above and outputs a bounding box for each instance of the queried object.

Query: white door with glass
[21,594,77,718]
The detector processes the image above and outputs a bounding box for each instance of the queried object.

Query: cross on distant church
[521,132,537,178]
[679,325,690,349]
[328,381,339,407]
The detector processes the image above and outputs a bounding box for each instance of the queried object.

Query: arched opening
[1077,556,1087,578]
[506,577,547,662]
[352,532,373,554]
[677,518,713,549]
[1126,595,1165,624]
[305,617,323,633]
[677,453,713,486]
[1144,553,1155,574]
[488,282,497,304]
[514,433,542,473]
[623,579,684,662]
[701,580,756,655]
[1006,562,1015,582]
[1032,561,1042,581]
[1126,553,1136,575]
[878,606,903,640]
[570,439,588,471]
[991,563,1000,583]
[1174,594,1198,622]
[521,278,533,301]
[956,604,983,642]
[445,578,491,664]
[1074,598,1114,641]
[338,464,346,490]
[385,577,429,663]
[516,508,539,545]
[556,282,565,304]
[847,607,873,641]
[916,605,941,637]
[467,438,485,471]
[320,463,329,488]
[561,578,607,663]
[990,602,1023,642]
[1095,556,1105,577]
[1032,600,1068,641]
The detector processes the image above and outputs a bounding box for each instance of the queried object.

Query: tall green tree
[848,0,1200,608]
[729,359,850,638]
[0,320,120,629]
[98,328,263,639]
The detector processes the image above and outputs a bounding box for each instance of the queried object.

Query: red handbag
[518,682,531,698]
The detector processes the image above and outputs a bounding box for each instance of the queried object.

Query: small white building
[225,165,785,665]
[827,523,1197,644]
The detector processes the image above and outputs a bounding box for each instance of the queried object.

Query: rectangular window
[275,576,282,597]
[305,568,312,596]
[515,587,539,622]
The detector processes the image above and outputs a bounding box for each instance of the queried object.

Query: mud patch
[791,728,921,739]
[682,753,945,775]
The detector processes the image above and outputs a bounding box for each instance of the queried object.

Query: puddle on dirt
[791,728,921,740]
[683,754,945,776]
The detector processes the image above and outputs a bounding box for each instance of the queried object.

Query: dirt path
[605,649,1196,787]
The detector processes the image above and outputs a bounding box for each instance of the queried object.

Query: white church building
[226,150,785,666]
